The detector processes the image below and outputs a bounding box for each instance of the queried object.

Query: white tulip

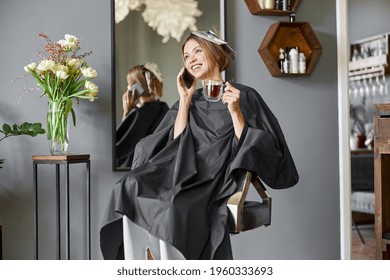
[55,65,69,80]
[85,81,99,92]
[24,62,36,72]
[81,67,97,79]
[66,58,81,68]
[58,34,79,51]
[55,70,69,80]
[37,59,56,73]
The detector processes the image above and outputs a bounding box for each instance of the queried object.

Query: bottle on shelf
[275,0,282,10]
[289,47,299,73]
[264,0,275,9]
[352,46,361,61]
[282,0,288,10]
[279,48,285,73]
[289,13,296,22]
[283,47,291,73]
[258,0,265,9]
[299,52,306,73]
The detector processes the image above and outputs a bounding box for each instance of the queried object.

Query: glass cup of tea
[202,80,224,102]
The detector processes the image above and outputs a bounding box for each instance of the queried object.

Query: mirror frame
[111,0,226,171]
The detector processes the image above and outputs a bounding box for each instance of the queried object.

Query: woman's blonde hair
[127,65,163,97]
[181,33,233,74]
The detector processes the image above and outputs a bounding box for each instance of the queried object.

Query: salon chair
[227,171,272,233]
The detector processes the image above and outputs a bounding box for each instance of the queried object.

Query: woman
[116,63,169,168]
[101,31,299,260]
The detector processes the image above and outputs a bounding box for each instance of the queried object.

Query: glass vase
[47,101,69,155]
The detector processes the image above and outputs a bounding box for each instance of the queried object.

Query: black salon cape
[100,84,299,260]
[116,101,169,168]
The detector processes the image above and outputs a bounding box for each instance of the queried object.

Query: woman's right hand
[173,67,196,138]
[177,67,196,105]
[122,87,137,120]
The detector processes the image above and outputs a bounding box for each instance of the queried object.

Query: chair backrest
[227,171,272,233]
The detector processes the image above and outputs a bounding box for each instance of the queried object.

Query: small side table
[32,154,91,260]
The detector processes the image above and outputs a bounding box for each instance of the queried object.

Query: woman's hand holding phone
[177,67,195,106]
[122,83,144,120]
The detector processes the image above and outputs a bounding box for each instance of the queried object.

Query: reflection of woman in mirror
[102,31,298,260]
[116,63,169,168]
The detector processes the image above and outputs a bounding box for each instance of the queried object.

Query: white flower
[55,65,69,80]
[66,58,81,68]
[86,91,98,101]
[58,34,80,51]
[24,62,36,72]
[37,59,56,73]
[85,81,99,101]
[81,67,98,79]
[64,34,78,44]
[85,80,99,93]
[142,0,202,43]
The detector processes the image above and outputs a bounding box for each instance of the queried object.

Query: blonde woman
[116,63,169,168]
[102,31,299,260]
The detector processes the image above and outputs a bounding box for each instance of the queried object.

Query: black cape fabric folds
[116,101,169,168]
[101,84,299,260]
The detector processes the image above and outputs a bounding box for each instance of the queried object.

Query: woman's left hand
[221,82,241,114]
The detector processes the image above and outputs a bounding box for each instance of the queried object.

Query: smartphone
[181,69,194,89]
[129,82,144,99]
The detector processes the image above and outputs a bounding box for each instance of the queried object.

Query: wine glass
[363,78,371,97]
[376,76,384,96]
[383,75,388,95]
[369,77,377,96]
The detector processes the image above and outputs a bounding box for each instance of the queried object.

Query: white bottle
[298,52,306,74]
[282,0,288,10]
[258,0,265,9]
[264,0,275,9]
[289,48,298,74]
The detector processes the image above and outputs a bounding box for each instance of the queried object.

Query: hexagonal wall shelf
[244,0,301,16]
[258,21,322,77]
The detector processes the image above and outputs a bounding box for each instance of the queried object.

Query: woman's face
[183,39,217,81]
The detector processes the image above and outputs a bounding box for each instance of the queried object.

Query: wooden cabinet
[244,0,301,16]
[374,103,390,259]
[258,21,322,77]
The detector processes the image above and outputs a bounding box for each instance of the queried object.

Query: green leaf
[0,122,46,140]
[29,69,46,90]
[65,99,73,116]
[45,71,53,99]
[2,123,11,135]
[68,78,87,95]
[71,107,76,126]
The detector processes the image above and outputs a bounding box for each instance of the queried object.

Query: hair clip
[192,30,236,57]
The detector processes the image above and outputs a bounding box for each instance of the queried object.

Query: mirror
[111,0,225,171]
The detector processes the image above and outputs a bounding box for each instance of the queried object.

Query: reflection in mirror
[112,0,225,171]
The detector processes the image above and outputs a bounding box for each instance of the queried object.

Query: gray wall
[0,0,340,259]
[227,0,339,259]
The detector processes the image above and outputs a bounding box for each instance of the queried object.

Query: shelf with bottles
[244,0,301,16]
[349,33,390,76]
[258,21,322,77]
